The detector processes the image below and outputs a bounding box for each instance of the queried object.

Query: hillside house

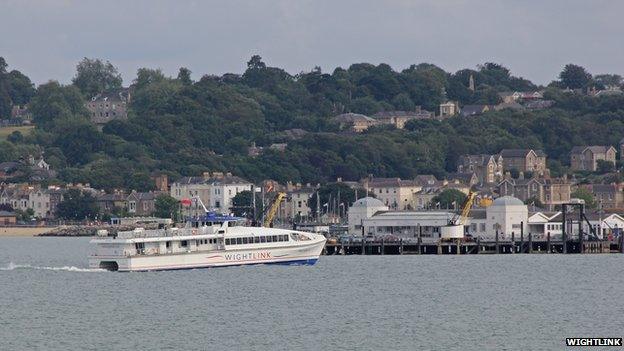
[457,154,503,184]
[499,149,547,175]
[86,88,131,126]
[570,146,616,171]
[332,113,379,132]
[372,107,433,128]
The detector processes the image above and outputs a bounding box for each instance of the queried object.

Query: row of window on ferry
[225,235,289,245]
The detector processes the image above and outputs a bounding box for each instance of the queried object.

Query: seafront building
[170,172,253,215]
[347,195,624,241]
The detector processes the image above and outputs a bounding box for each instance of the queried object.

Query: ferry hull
[89,240,324,272]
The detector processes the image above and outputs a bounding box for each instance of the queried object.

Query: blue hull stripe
[123,258,318,272]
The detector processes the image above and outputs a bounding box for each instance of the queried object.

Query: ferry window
[225,239,231,245]
[242,237,249,244]
[261,236,267,243]
[181,240,188,247]
[272,235,278,242]
[236,238,243,245]
[254,237,260,243]
[196,240,201,246]
[266,236,273,243]
[166,241,171,248]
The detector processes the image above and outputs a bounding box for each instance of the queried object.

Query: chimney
[518,172,524,180]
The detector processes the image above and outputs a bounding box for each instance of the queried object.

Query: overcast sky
[1,0,622,86]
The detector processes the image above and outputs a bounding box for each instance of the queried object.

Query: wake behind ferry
[89,212,326,272]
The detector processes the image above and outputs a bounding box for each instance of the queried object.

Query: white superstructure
[89,213,326,272]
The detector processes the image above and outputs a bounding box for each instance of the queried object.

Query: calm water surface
[0,237,623,351]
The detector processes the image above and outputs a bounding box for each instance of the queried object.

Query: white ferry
[89,213,326,272]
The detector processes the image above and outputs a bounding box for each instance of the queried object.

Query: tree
[431,189,467,209]
[153,194,180,220]
[571,188,596,209]
[230,190,263,219]
[559,64,592,89]
[72,58,123,97]
[56,189,99,220]
[247,55,266,70]
[29,81,88,126]
[177,67,193,85]
[596,160,615,174]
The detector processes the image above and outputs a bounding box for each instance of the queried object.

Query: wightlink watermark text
[566,338,622,347]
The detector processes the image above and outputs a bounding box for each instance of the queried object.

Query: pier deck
[323,238,622,255]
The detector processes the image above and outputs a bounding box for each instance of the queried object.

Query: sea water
[1,237,623,350]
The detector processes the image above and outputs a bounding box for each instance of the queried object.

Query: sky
[1,0,623,86]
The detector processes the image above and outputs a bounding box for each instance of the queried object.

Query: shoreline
[0,226,59,237]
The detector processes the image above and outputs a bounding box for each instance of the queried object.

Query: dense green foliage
[56,189,99,220]
[2,55,624,189]
[0,58,35,118]
[431,189,467,209]
[72,58,123,97]
[153,194,181,220]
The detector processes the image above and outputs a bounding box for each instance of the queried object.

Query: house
[28,190,51,219]
[498,91,544,103]
[96,192,128,214]
[332,113,379,133]
[498,176,571,210]
[361,177,422,210]
[541,178,571,207]
[411,188,443,209]
[286,186,315,220]
[439,101,458,117]
[86,88,131,126]
[460,105,491,117]
[372,107,433,129]
[10,105,32,120]
[457,154,503,184]
[126,191,158,216]
[570,146,617,171]
[207,172,253,212]
[152,174,169,192]
[446,172,479,187]
[498,149,547,175]
[271,184,317,223]
[589,183,624,210]
[0,211,17,225]
[28,188,64,219]
[170,175,213,211]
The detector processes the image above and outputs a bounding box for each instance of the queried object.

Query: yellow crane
[263,192,287,227]
[440,190,476,239]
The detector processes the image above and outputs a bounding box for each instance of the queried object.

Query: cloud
[0,0,622,85]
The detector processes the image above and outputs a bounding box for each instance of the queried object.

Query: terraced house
[570,146,616,171]
[499,149,548,175]
[457,154,503,184]
[361,177,422,210]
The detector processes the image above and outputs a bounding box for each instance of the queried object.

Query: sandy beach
[0,227,59,237]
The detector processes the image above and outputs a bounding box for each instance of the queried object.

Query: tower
[468,74,475,92]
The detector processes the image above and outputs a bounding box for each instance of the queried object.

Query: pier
[323,235,624,255]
